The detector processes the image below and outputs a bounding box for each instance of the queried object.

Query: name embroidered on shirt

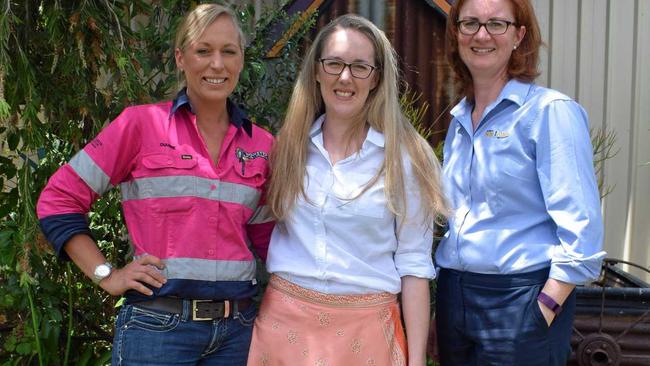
[485,130,510,139]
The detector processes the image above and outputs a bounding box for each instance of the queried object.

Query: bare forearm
[401,275,430,366]
[64,234,108,279]
[542,278,576,304]
[537,278,576,325]
[63,233,166,296]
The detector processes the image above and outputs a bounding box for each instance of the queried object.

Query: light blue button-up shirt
[435,79,605,285]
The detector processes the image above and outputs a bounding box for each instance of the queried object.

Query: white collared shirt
[266,115,435,295]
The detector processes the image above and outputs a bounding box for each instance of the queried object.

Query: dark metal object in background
[569,259,650,366]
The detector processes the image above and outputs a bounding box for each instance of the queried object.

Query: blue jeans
[111,300,256,366]
[435,267,576,366]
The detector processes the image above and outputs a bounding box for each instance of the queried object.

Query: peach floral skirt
[247,275,407,366]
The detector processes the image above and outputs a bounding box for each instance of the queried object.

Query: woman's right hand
[99,255,167,296]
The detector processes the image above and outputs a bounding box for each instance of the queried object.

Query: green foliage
[233,3,316,131]
[590,127,618,199]
[0,1,313,364]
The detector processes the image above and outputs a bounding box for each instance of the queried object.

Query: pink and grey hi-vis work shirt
[37,89,275,302]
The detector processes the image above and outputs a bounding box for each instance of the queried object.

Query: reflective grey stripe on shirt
[135,256,256,281]
[247,205,273,224]
[69,150,112,195]
[120,176,261,211]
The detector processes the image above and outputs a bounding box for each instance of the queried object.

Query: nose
[338,65,353,81]
[474,24,491,40]
[210,53,224,70]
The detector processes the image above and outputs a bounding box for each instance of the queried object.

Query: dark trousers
[435,267,576,366]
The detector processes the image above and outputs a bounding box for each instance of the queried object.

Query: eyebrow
[458,16,511,21]
[322,56,373,64]
[193,41,239,48]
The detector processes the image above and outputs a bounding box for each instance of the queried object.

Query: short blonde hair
[174,4,246,87]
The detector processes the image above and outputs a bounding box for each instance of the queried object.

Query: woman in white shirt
[247,14,448,366]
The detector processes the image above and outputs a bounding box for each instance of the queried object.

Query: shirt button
[208,217,217,223]
[210,184,217,190]
[208,249,215,255]
[167,159,173,165]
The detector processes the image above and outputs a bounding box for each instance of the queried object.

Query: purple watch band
[537,292,562,315]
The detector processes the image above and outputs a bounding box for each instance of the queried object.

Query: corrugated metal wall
[316,0,453,146]
[532,0,650,282]
[387,0,453,144]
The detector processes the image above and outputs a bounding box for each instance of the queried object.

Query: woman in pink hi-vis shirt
[37,4,274,365]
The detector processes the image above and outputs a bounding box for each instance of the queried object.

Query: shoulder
[523,84,587,125]
[526,84,576,109]
[117,101,173,122]
[250,124,274,149]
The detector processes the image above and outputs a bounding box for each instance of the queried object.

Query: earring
[513,44,518,50]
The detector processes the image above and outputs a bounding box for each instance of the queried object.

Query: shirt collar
[170,88,253,137]
[309,114,385,148]
[450,79,533,132]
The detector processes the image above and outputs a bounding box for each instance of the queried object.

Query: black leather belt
[135,297,253,321]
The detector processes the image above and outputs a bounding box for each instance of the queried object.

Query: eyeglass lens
[321,59,374,79]
[459,20,511,35]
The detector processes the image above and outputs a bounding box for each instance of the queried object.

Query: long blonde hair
[268,14,448,225]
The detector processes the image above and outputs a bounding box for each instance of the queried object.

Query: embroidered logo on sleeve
[485,130,510,139]
[235,147,268,175]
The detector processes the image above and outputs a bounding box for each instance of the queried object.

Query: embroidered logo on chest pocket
[485,130,510,139]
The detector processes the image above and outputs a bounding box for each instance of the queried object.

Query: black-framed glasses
[319,58,377,79]
[457,19,516,35]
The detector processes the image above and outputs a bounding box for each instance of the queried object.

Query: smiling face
[316,28,378,124]
[175,14,243,108]
[457,0,526,82]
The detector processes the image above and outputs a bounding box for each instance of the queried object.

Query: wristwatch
[92,262,113,284]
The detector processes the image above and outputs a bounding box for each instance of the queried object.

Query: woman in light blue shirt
[247,14,448,366]
[435,0,605,365]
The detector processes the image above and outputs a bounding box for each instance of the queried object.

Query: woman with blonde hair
[247,14,447,366]
[37,4,274,365]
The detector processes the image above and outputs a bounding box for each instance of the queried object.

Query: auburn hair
[446,0,543,101]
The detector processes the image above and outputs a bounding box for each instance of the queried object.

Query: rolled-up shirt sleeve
[394,160,436,280]
[533,100,606,284]
[37,107,142,259]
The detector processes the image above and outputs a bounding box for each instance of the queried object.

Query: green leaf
[77,347,93,366]
[96,349,113,365]
[15,342,34,355]
[250,61,265,78]
[1,293,15,307]
[115,296,126,308]
[3,334,17,352]
[0,99,10,120]
[7,131,19,151]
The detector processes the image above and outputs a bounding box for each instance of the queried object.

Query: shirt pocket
[141,152,198,171]
[232,158,267,187]
[137,152,199,214]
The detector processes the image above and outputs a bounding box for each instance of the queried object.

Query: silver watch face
[94,263,112,282]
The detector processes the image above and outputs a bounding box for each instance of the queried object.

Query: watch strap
[537,291,562,315]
